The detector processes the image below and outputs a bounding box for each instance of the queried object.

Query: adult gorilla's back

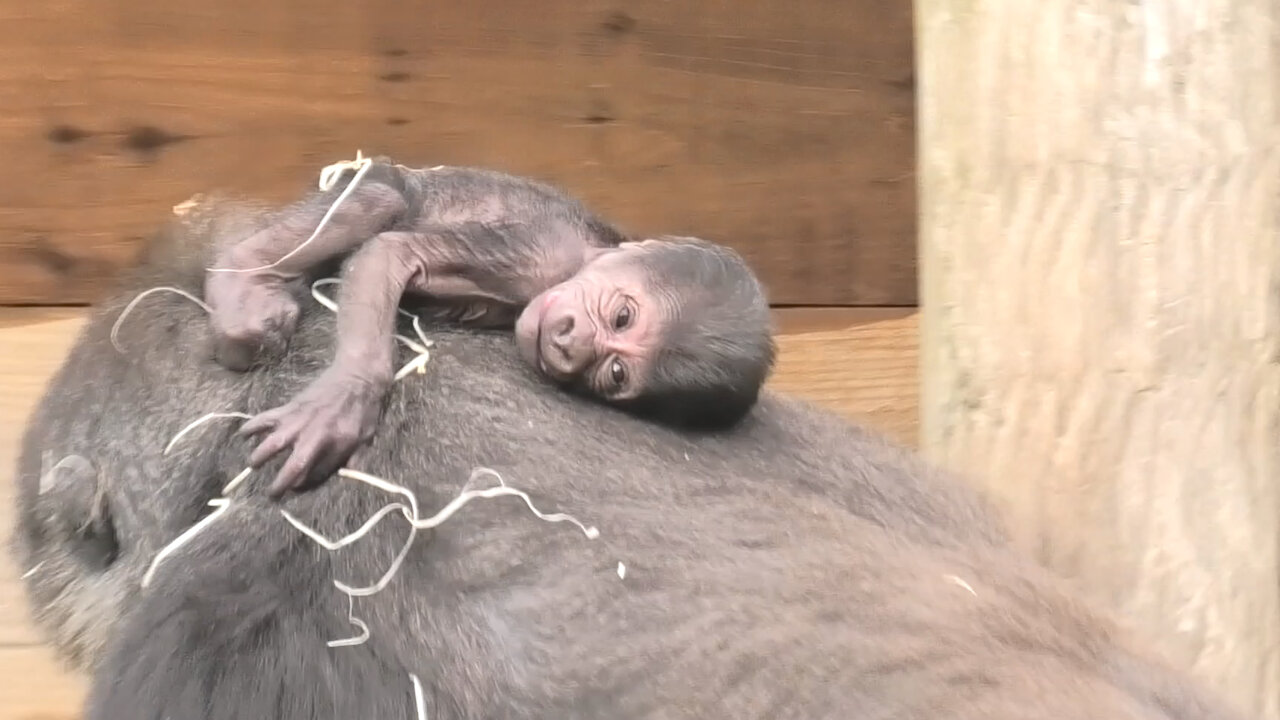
[12,199,1248,719]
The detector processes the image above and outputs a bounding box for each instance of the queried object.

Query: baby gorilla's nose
[541,309,590,378]
[551,313,575,345]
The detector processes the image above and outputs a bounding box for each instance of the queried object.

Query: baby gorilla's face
[514,241,670,401]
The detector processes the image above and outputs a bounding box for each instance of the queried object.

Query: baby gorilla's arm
[240,222,588,497]
[204,173,409,371]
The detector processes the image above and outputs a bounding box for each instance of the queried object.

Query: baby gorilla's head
[514,236,775,428]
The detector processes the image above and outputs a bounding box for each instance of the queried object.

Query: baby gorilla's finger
[236,413,278,439]
[267,462,305,499]
[268,436,327,498]
[295,448,349,494]
[248,425,297,469]
[265,474,296,500]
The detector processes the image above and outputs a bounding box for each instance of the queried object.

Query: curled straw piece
[165,412,253,455]
[110,287,212,354]
[144,413,256,591]
[282,466,600,596]
[281,466,599,647]
[152,409,602,648]
[310,278,433,380]
[329,590,372,649]
[140,498,232,589]
[143,281,439,602]
[410,673,426,720]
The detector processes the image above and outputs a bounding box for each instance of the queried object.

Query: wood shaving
[283,466,599,647]
[351,466,598,539]
[141,498,232,589]
[221,467,254,495]
[165,412,253,455]
[410,672,427,719]
[144,414,257,590]
[157,411,595,649]
[327,589,371,649]
[943,574,977,597]
[309,277,433,380]
[172,194,204,216]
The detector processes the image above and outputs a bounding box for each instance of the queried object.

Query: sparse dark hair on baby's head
[619,236,776,429]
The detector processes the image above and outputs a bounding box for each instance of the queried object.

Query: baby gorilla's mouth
[515,289,559,375]
[533,292,585,386]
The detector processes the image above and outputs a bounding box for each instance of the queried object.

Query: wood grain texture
[772,307,918,446]
[916,2,1280,717]
[0,646,85,720]
[0,305,918,717]
[0,0,916,306]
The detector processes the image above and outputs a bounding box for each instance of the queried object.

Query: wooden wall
[0,5,919,716]
[0,0,916,307]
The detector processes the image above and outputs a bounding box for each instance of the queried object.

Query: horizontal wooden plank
[772,307,919,445]
[0,645,84,720]
[0,0,916,306]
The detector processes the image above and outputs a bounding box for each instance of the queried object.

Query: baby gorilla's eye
[609,359,627,387]
[613,305,632,330]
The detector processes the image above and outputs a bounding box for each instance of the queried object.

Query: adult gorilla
[11,197,1249,719]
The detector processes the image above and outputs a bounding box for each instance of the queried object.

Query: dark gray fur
[11,199,1251,719]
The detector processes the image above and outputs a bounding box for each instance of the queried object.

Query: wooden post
[916,1,1280,716]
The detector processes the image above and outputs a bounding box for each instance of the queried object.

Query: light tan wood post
[916,2,1280,716]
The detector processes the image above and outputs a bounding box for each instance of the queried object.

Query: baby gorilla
[204,157,775,497]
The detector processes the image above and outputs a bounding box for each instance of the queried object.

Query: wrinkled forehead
[587,247,706,324]
[583,243,675,292]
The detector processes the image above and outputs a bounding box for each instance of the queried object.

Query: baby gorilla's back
[203,159,632,494]
[405,164,622,235]
[207,158,777,495]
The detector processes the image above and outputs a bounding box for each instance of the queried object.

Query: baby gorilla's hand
[239,370,387,498]
[205,272,300,372]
